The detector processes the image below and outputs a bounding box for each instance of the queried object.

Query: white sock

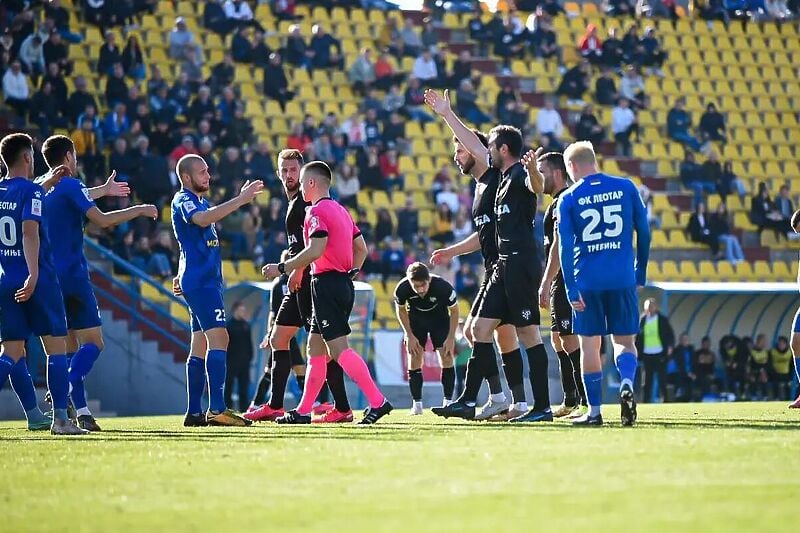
[443,399,453,407]
[490,392,506,403]
[514,402,528,411]
[620,378,634,391]
[413,401,423,409]
[589,405,601,417]
[76,407,92,417]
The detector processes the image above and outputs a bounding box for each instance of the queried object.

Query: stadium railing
[84,239,190,350]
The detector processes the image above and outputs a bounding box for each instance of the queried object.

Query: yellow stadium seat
[648,262,663,282]
[735,262,755,281]
[753,260,774,281]
[773,261,793,281]
[717,262,735,280]
[239,262,259,281]
[679,261,699,281]
[699,261,717,281]
[661,261,679,280]
[171,302,190,323]
[141,282,168,303]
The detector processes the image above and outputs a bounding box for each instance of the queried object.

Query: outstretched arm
[424,89,489,164]
[191,180,264,228]
[88,170,131,199]
[86,204,158,228]
[430,232,480,265]
[521,148,545,194]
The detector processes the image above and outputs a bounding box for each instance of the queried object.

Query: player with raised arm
[534,150,588,418]
[557,141,651,426]
[425,89,553,423]
[245,149,352,423]
[394,262,459,415]
[38,135,158,431]
[428,112,525,421]
[171,154,263,427]
[788,210,800,409]
[0,133,87,435]
[262,161,392,425]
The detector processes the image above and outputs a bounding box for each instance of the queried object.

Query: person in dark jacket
[263,52,294,111]
[574,104,606,147]
[699,102,726,143]
[230,26,252,63]
[308,24,343,70]
[635,298,676,403]
[687,202,721,257]
[668,333,696,402]
[225,302,254,412]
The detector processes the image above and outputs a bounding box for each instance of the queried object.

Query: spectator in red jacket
[578,24,603,64]
[379,148,404,191]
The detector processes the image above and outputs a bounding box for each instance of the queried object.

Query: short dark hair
[42,135,74,168]
[0,133,33,170]
[301,161,332,183]
[453,129,489,148]
[537,151,567,177]
[489,125,523,158]
[407,262,430,282]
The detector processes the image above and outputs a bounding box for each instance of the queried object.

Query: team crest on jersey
[430,296,437,303]
[184,201,197,214]
[522,309,531,320]
[561,319,571,330]
[31,198,41,216]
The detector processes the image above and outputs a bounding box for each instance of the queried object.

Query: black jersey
[494,162,537,256]
[542,188,567,258]
[472,168,501,267]
[285,193,310,257]
[394,275,457,319]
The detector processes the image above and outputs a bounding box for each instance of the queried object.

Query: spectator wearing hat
[309,24,343,70]
[169,17,196,60]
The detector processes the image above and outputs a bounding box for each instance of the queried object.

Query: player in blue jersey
[788,210,800,409]
[557,141,651,426]
[0,133,87,435]
[39,135,158,431]
[171,153,263,427]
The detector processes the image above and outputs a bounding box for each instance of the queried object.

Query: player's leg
[608,287,641,426]
[482,324,521,420]
[184,328,208,426]
[268,325,299,409]
[433,322,455,408]
[570,290,606,426]
[788,309,800,408]
[71,326,104,430]
[41,334,87,435]
[277,331,328,424]
[407,334,425,414]
[551,280,585,417]
[562,333,587,414]
[552,331,576,417]
[290,336,306,392]
[248,351,272,410]
[8,349,51,430]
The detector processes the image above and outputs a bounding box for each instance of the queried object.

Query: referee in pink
[262,161,393,424]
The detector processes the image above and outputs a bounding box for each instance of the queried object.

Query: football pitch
[0,403,796,532]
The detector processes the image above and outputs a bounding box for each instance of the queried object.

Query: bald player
[171,153,263,427]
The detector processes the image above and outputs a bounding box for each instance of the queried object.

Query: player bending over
[39,134,157,431]
[557,141,650,426]
[394,262,459,415]
[0,133,86,435]
[263,161,392,424]
[171,154,263,427]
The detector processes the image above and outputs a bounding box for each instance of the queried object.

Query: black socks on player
[252,371,271,406]
[502,348,526,405]
[326,359,351,412]
[441,366,455,401]
[460,342,499,403]
[526,344,550,412]
[408,368,423,401]
[268,350,291,410]
[569,349,587,406]
[558,350,578,408]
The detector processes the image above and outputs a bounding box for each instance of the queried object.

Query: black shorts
[410,314,449,349]
[549,276,573,335]
[477,253,541,327]
[309,272,354,341]
[274,270,312,331]
[469,269,490,318]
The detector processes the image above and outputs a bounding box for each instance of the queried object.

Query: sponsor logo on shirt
[473,214,491,227]
[206,239,220,247]
[82,187,91,201]
[31,198,42,216]
[184,201,197,214]
[495,204,511,216]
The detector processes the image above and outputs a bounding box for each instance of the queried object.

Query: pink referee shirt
[303,198,361,275]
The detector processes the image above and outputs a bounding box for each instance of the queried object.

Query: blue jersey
[0,177,57,287]
[35,176,95,280]
[557,173,650,301]
[171,189,223,292]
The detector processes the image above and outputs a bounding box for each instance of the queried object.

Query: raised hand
[424,88,452,116]
[239,180,265,203]
[104,170,131,197]
[430,247,453,266]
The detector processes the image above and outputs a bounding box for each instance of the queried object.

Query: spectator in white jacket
[18,34,46,81]
[2,61,30,123]
[168,17,196,59]
[411,49,438,83]
[536,98,564,142]
[611,97,638,157]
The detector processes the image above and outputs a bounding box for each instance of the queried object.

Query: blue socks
[0,354,14,390]
[615,352,638,390]
[186,355,206,415]
[583,371,603,416]
[206,349,227,413]
[9,359,38,411]
[69,343,101,410]
[47,354,70,421]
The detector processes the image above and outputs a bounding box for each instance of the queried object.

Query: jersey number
[0,216,16,246]
[215,309,225,322]
[580,205,623,242]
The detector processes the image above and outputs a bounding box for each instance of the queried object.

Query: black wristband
[278,262,286,274]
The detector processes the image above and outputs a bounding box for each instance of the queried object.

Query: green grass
[0,403,797,532]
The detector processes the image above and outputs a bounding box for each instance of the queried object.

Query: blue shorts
[183,287,226,332]
[573,287,639,337]
[792,307,800,333]
[60,276,102,331]
[0,280,68,341]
